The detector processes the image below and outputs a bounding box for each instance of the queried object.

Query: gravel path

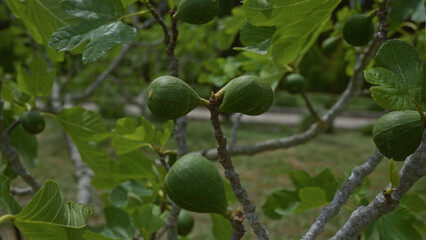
[186,108,381,130]
[74,103,383,131]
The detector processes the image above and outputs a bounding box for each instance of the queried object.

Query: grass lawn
[1,118,424,240]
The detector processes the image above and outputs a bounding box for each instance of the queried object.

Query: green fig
[147,76,204,120]
[20,111,45,135]
[164,154,229,216]
[219,75,273,116]
[373,110,424,161]
[285,73,306,94]
[342,14,375,46]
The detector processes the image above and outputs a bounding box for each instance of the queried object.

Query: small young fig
[342,14,375,46]
[147,76,204,120]
[285,73,306,94]
[20,111,45,135]
[177,210,194,236]
[174,0,220,24]
[321,36,340,53]
[219,75,273,116]
[164,154,229,216]
[373,110,424,161]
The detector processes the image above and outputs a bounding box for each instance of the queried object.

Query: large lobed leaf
[365,39,424,110]
[242,0,341,65]
[17,57,56,97]
[13,180,91,240]
[49,0,136,64]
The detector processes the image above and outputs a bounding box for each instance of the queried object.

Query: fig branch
[0,78,41,192]
[331,130,426,239]
[5,119,21,134]
[302,149,384,240]
[200,21,381,161]
[145,4,183,239]
[207,93,269,240]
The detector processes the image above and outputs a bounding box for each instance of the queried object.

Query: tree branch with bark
[331,130,426,240]
[207,93,269,240]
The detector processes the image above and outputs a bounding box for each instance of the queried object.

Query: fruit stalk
[300,92,324,127]
[5,120,21,134]
[207,93,269,240]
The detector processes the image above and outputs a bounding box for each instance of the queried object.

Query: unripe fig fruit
[321,36,340,53]
[177,210,194,236]
[147,76,204,120]
[164,154,229,216]
[20,111,45,135]
[174,0,220,24]
[285,73,306,94]
[373,110,424,161]
[219,75,273,116]
[342,14,375,46]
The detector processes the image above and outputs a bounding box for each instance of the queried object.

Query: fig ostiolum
[219,75,274,115]
[164,154,229,216]
[174,0,220,24]
[373,110,424,161]
[20,110,46,135]
[147,76,204,120]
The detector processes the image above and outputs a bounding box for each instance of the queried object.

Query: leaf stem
[0,214,15,224]
[119,10,149,21]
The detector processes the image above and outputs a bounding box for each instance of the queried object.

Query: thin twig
[230,210,246,240]
[300,92,323,125]
[5,120,21,134]
[302,150,384,239]
[145,5,184,239]
[158,153,170,171]
[207,94,269,240]
[0,78,40,192]
[144,1,170,46]
[167,10,179,77]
